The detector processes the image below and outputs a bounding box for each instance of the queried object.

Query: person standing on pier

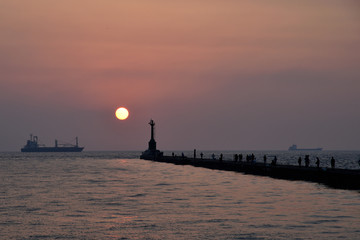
[200,152,203,159]
[298,157,302,167]
[219,153,223,162]
[194,149,196,159]
[271,156,277,166]
[316,157,320,168]
[331,157,335,169]
[263,155,267,164]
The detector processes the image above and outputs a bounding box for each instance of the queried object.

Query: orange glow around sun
[115,107,129,120]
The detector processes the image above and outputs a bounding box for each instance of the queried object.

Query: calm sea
[1,151,360,240]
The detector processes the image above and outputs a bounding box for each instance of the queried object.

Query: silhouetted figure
[200,152,203,159]
[212,153,215,160]
[331,157,335,169]
[271,156,277,166]
[194,149,196,159]
[263,155,267,164]
[305,155,310,167]
[316,157,320,168]
[172,152,175,157]
[234,154,238,162]
[239,154,243,162]
[298,157,302,167]
[219,153,223,162]
[270,156,277,166]
[181,152,185,159]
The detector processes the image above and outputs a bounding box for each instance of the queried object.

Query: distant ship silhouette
[288,144,322,151]
[21,134,84,152]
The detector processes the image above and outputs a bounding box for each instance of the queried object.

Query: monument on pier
[140,119,163,159]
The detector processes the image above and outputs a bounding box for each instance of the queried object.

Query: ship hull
[289,148,323,151]
[21,147,84,152]
[288,144,322,151]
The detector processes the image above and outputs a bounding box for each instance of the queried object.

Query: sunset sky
[1,0,359,151]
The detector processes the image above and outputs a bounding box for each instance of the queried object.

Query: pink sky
[1,1,359,151]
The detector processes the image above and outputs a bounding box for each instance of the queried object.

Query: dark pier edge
[140,120,360,190]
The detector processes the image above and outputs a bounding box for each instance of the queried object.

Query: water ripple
[1,153,359,240]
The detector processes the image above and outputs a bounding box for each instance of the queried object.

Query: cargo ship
[288,144,322,151]
[21,134,84,152]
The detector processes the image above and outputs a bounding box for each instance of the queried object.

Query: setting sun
[115,107,129,120]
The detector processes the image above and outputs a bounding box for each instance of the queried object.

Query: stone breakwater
[140,155,360,190]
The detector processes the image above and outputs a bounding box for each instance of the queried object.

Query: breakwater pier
[142,155,360,190]
[140,120,360,190]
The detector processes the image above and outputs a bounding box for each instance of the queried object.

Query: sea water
[1,151,359,240]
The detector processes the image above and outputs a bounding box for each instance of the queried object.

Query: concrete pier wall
[141,155,360,190]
